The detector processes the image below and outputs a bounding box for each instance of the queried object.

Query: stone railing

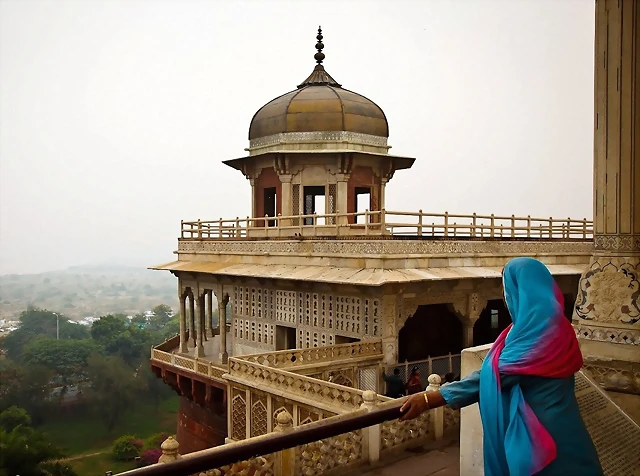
[150,348,227,385]
[180,210,593,241]
[235,340,383,370]
[136,375,457,476]
[227,358,372,414]
[155,333,181,352]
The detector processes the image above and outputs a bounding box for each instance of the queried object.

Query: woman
[400,257,602,475]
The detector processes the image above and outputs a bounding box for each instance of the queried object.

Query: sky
[0,0,595,275]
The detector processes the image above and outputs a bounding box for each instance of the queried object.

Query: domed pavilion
[223,27,415,225]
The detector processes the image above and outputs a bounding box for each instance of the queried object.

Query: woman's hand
[399,392,429,421]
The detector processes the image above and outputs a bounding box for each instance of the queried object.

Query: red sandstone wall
[347,166,380,223]
[176,397,227,454]
[254,167,282,223]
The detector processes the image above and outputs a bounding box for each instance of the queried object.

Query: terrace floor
[358,441,460,476]
[177,333,233,367]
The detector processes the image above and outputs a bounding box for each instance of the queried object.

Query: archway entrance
[473,299,511,347]
[398,304,462,362]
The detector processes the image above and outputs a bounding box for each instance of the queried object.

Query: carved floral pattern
[380,409,432,452]
[575,258,640,324]
[201,454,275,476]
[179,239,593,256]
[295,430,364,475]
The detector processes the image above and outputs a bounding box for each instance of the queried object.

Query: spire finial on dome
[297,26,341,89]
[314,26,325,65]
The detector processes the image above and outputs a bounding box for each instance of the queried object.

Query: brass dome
[248,28,389,141]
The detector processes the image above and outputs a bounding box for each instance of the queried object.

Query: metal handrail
[115,400,406,476]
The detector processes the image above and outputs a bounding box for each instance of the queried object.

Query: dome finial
[296,26,341,89]
[314,26,325,65]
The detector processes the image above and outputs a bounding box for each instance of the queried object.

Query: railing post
[359,390,380,464]
[443,211,449,237]
[490,214,495,238]
[548,217,553,238]
[428,356,433,375]
[274,410,294,476]
[246,216,250,237]
[417,209,423,236]
[235,217,240,238]
[567,217,571,239]
[380,208,387,234]
[471,212,476,238]
[526,215,532,238]
[583,217,587,239]
[426,375,444,440]
[158,436,181,464]
[365,209,370,235]
[180,219,184,238]
[448,352,453,373]
[218,217,223,238]
[511,214,515,238]
[197,219,202,239]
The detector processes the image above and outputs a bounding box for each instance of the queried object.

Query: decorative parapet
[236,340,383,370]
[227,358,370,413]
[151,348,227,385]
[149,376,460,476]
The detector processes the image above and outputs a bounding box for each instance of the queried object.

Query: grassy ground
[40,396,179,461]
[68,452,136,475]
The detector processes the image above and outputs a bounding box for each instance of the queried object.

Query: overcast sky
[0,0,595,275]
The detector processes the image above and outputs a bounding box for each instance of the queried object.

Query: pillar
[217,286,229,364]
[451,293,487,349]
[195,292,206,357]
[207,290,214,337]
[179,291,188,353]
[336,174,349,226]
[380,295,400,366]
[280,174,292,226]
[189,293,196,348]
[573,0,640,394]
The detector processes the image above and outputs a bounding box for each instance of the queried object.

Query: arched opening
[398,304,463,361]
[473,299,511,347]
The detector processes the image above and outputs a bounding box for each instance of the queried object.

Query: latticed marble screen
[233,285,380,351]
[328,184,337,224]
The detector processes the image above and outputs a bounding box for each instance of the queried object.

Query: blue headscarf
[479,257,583,475]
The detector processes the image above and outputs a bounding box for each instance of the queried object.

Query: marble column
[179,290,188,353]
[573,0,640,394]
[218,291,229,364]
[336,174,349,226]
[279,174,293,226]
[207,290,214,337]
[195,292,206,357]
[189,293,196,348]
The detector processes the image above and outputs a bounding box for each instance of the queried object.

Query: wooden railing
[180,210,593,241]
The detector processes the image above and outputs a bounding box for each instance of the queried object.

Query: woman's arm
[399,369,520,421]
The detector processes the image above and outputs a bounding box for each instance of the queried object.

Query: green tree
[149,304,173,328]
[0,360,52,422]
[85,354,142,432]
[1,307,89,359]
[90,314,127,346]
[0,406,77,476]
[23,338,100,394]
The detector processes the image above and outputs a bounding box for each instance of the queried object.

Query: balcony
[179,210,593,241]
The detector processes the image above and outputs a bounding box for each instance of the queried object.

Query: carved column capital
[450,293,487,323]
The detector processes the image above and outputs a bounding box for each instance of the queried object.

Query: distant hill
[0,265,178,320]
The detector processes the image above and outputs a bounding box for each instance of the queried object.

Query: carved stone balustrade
[151,375,460,476]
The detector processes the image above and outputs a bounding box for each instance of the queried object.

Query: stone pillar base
[573,255,640,394]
